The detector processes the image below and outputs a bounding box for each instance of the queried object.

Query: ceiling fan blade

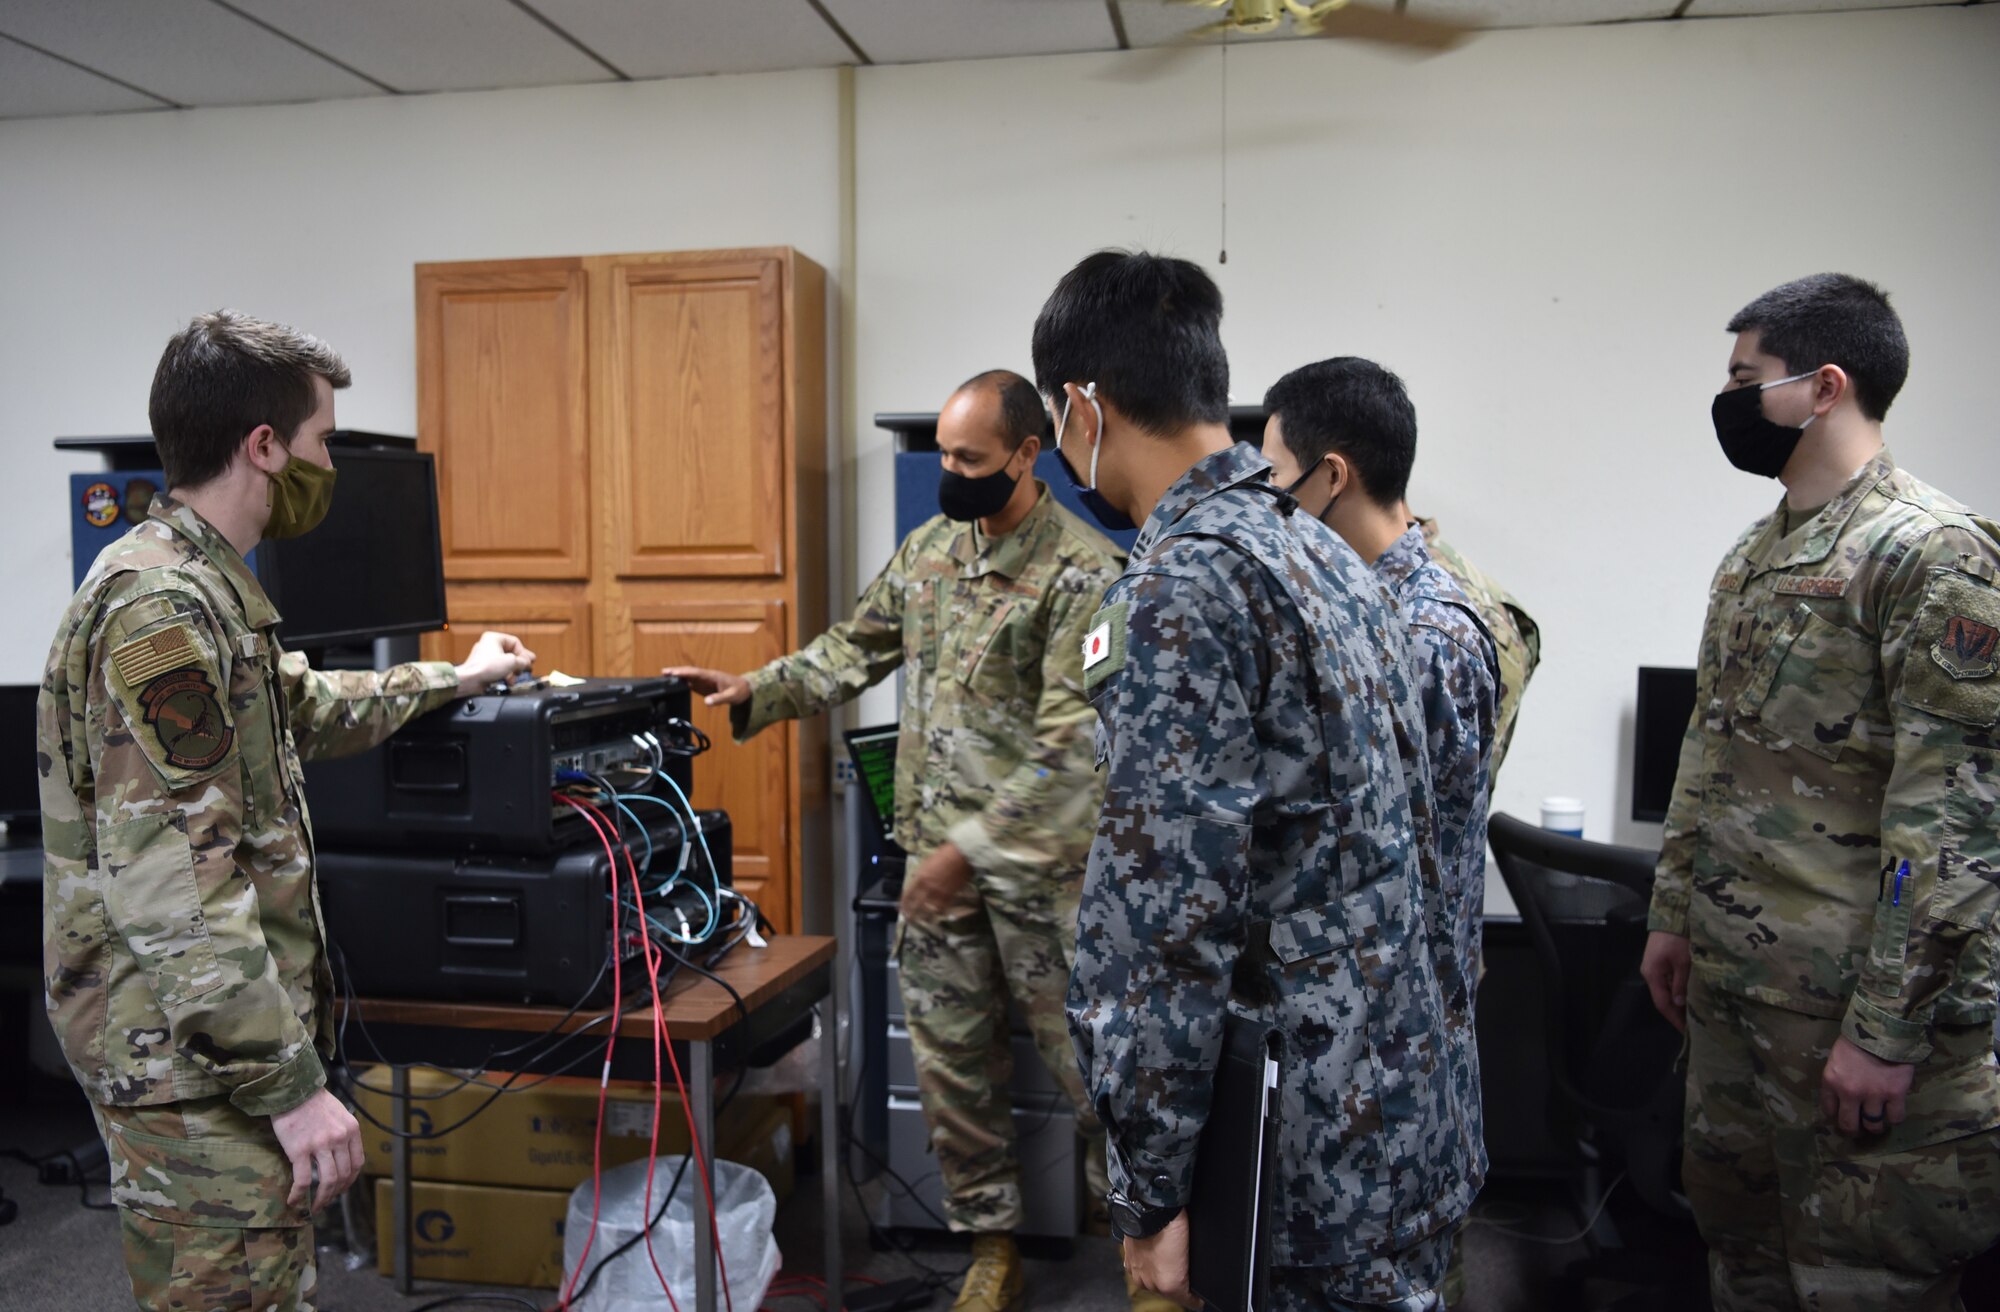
[1302,3,1474,51]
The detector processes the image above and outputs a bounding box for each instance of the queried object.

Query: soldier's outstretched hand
[1640,930,1692,1033]
[455,630,537,693]
[664,666,752,707]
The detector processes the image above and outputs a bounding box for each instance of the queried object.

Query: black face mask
[1280,462,1337,523]
[1711,372,1818,479]
[938,458,1022,523]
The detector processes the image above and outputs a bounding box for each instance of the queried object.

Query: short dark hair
[956,369,1053,452]
[1727,274,1908,422]
[1031,250,1229,436]
[148,309,351,490]
[1263,357,1416,508]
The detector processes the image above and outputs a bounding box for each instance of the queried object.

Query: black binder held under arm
[1187,1014,1285,1312]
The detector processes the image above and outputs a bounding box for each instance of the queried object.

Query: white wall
[0,69,844,678]
[850,4,2000,855]
[5,5,1999,872]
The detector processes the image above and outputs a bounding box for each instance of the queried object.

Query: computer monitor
[842,724,901,852]
[256,445,447,649]
[0,685,42,831]
[1632,666,1698,824]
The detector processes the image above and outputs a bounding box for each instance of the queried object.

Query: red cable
[552,792,737,1312]
[553,795,630,1311]
[594,796,737,1312]
[579,796,683,1312]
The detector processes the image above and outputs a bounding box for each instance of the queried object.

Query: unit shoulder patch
[1082,600,1129,693]
[1935,613,2000,681]
[1901,569,2000,727]
[138,668,234,771]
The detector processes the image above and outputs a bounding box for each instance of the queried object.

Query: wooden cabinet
[595,256,789,579]
[416,248,827,933]
[417,260,592,580]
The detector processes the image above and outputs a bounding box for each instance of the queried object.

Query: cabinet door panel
[419,585,592,676]
[418,261,590,579]
[596,257,784,578]
[619,599,790,929]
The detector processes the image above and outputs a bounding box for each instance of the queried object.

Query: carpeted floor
[1,1074,1698,1312]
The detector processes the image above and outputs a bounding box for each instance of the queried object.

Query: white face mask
[1052,382,1135,533]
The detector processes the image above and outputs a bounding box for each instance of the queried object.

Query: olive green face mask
[263,450,337,540]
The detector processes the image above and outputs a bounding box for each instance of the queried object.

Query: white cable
[1468,1170,1628,1246]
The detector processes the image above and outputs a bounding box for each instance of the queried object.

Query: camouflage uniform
[733,484,1124,1232]
[1411,521,1519,1309]
[1376,525,1498,1188]
[1418,518,1541,775]
[1648,452,2000,1311]
[1067,444,1473,1307]
[39,493,463,1310]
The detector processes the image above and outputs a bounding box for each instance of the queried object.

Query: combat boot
[951,1233,1024,1312]
[1125,1269,1184,1312]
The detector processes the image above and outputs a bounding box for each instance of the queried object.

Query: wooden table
[340,935,840,1312]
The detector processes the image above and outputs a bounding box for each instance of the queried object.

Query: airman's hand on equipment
[1821,1035,1913,1138]
[455,630,537,695]
[1640,930,1693,1033]
[663,666,752,708]
[900,842,973,924]
[271,1088,363,1212]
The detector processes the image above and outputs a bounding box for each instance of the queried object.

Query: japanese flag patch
[1082,600,1128,692]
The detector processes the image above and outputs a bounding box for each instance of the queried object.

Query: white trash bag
[562,1156,780,1312]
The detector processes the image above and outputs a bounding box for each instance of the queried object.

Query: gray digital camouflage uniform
[1649,452,2000,1311]
[1376,524,1498,1192]
[39,493,463,1309]
[1067,444,1473,1310]
[733,484,1124,1232]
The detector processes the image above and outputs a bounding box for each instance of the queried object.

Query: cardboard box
[373,1177,570,1289]
[353,1065,767,1191]
[366,1098,801,1291]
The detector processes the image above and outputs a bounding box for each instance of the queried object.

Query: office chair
[1486,812,1700,1311]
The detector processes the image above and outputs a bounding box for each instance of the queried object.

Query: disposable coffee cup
[1540,797,1585,838]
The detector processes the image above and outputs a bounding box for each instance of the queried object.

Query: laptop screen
[842,724,900,850]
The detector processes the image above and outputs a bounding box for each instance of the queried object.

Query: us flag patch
[111,624,199,688]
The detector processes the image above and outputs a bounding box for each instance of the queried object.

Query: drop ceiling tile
[529,0,856,78]
[0,0,381,106]
[0,34,163,117]
[1685,0,1956,15]
[1404,0,1678,27]
[823,0,1119,65]
[224,0,614,93]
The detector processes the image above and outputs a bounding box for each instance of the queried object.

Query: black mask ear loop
[1280,460,1337,521]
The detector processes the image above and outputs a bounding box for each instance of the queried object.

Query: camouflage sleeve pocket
[1900,570,2000,728]
[101,812,224,1009]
